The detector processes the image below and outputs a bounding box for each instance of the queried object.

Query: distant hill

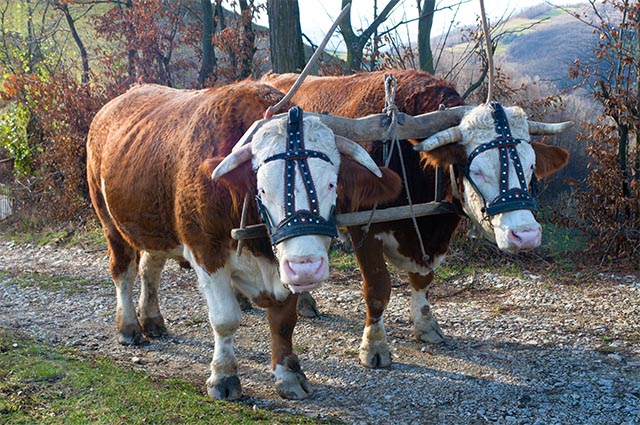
[501,4,598,90]
[437,3,600,91]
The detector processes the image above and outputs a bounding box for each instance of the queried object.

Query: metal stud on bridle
[256,106,338,245]
[464,102,539,218]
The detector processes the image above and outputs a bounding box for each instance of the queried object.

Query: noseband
[463,102,539,218]
[256,106,338,245]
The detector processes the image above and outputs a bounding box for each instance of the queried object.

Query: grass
[0,217,106,250]
[329,247,359,271]
[0,329,327,424]
[0,269,111,295]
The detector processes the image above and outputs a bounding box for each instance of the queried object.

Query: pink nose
[282,256,328,288]
[508,226,542,250]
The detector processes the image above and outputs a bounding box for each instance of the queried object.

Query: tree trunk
[339,0,400,70]
[267,0,305,73]
[417,0,435,73]
[198,0,217,86]
[57,2,91,85]
[238,0,255,79]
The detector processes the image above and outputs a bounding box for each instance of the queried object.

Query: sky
[254,1,587,51]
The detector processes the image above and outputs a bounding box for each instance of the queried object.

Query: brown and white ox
[263,69,570,368]
[86,82,401,399]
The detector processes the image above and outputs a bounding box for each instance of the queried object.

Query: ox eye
[328,182,336,190]
[470,169,484,180]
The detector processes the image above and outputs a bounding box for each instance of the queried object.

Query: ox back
[263,69,466,367]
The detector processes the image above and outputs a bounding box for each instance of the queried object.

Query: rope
[357,75,431,270]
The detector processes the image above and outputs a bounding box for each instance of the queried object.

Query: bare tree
[55,1,91,85]
[267,0,305,73]
[567,0,640,258]
[338,0,400,70]
[417,0,435,73]
[198,0,217,86]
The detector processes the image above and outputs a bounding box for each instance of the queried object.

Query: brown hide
[263,69,463,118]
[87,82,285,273]
[263,69,465,264]
[337,158,402,212]
[531,142,570,178]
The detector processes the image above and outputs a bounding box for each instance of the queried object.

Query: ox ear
[531,142,570,178]
[210,144,253,180]
[409,139,467,169]
[336,158,402,212]
[201,157,255,205]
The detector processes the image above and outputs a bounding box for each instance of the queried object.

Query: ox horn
[413,126,463,152]
[335,135,382,178]
[211,143,253,180]
[528,120,574,135]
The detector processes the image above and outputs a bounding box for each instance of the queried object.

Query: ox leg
[266,293,312,399]
[138,251,168,338]
[350,228,392,368]
[89,181,145,345]
[409,272,445,344]
[296,291,320,318]
[198,266,242,400]
[106,233,145,345]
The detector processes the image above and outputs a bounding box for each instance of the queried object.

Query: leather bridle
[256,107,338,245]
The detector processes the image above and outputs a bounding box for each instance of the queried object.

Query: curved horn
[211,144,253,180]
[528,120,574,135]
[335,135,382,178]
[413,126,463,152]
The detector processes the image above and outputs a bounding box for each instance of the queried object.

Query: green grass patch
[0,271,97,295]
[0,329,327,424]
[541,222,588,255]
[0,219,106,250]
[329,249,358,271]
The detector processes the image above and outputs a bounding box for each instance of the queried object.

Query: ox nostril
[510,230,522,242]
[509,227,542,248]
[286,257,325,278]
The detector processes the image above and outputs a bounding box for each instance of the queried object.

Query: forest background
[0,0,638,266]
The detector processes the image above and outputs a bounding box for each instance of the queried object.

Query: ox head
[212,107,386,292]
[415,102,571,252]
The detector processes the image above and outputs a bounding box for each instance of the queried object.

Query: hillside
[501,5,597,90]
[437,3,599,91]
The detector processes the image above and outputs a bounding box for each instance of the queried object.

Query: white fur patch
[374,231,432,274]
[100,177,114,220]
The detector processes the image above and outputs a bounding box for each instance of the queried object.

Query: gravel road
[1,239,639,424]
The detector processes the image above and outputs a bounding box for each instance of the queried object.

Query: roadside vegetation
[0,329,326,424]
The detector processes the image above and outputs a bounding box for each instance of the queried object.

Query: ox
[263,69,570,368]
[86,82,402,399]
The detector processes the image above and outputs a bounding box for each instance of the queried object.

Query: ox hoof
[207,375,242,400]
[235,291,253,311]
[116,320,149,345]
[414,315,445,344]
[275,372,312,400]
[297,292,320,318]
[117,328,148,346]
[141,317,168,338]
[359,345,391,368]
[274,355,312,399]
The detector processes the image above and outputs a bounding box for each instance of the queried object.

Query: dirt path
[1,239,639,424]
